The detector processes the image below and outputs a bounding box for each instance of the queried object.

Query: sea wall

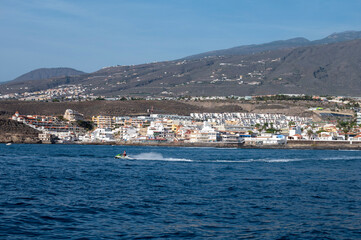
[286,140,361,150]
[79,141,241,148]
[78,140,361,150]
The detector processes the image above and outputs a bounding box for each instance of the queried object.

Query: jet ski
[114,154,132,159]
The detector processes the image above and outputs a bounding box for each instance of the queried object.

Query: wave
[338,149,361,151]
[260,156,361,162]
[215,156,361,163]
[263,158,304,163]
[320,156,361,161]
[214,158,304,163]
[215,159,255,163]
[131,152,193,162]
[129,153,361,163]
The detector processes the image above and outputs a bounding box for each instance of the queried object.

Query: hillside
[184,30,361,59]
[1,32,361,97]
[11,67,85,83]
[0,99,333,121]
[0,119,41,143]
[0,100,244,118]
[184,37,310,60]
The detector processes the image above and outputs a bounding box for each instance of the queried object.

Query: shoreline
[2,140,361,150]
[82,140,361,150]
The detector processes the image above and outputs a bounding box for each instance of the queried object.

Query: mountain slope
[260,39,361,96]
[313,30,361,45]
[12,67,85,83]
[184,37,310,60]
[1,35,361,97]
[184,30,361,60]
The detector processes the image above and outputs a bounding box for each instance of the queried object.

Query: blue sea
[0,144,360,239]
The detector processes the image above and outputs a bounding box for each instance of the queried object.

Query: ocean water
[0,144,360,239]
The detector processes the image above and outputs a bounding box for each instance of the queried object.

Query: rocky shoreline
[0,119,41,144]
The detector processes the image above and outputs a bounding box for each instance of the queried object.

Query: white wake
[131,152,193,162]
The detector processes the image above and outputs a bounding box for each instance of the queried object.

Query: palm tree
[337,120,356,140]
[307,129,314,140]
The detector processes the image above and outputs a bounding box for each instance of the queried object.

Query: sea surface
[0,144,360,239]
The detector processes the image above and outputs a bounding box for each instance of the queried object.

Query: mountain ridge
[184,30,361,60]
[12,67,85,83]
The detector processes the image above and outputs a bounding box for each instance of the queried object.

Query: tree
[316,129,325,136]
[307,129,314,139]
[265,128,278,134]
[337,120,356,140]
[76,120,94,131]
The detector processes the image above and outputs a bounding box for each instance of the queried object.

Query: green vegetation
[316,129,326,136]
[76,120,94,131]
[255,95,314,101]
[337,119,357,140]
[307,129,314,139]
[265,128,279,134]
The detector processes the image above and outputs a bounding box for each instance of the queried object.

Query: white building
[357,112,361,125]
[189,122,218,143]
[289,126,302,136]
[91,128,115,142]
[63,109,84,122]
[147,122,165,138]
[245,134,287,145]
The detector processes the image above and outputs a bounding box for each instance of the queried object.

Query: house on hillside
[64,109,84,122]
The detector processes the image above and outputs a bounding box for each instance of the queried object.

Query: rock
[0,119,41,143]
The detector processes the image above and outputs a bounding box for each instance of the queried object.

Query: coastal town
[2,83,361,103]
[10,105,361,146]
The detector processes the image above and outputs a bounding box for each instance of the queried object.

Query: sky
[1,0,361,82]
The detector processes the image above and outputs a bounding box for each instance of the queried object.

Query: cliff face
[0,119,41,143]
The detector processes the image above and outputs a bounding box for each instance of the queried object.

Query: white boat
[6,143,12,146]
